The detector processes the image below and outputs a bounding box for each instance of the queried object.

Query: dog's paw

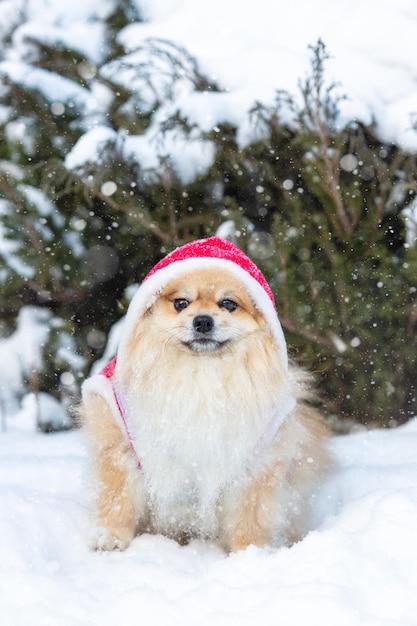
[90,527,133,552]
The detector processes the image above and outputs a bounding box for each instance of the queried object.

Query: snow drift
[1,412,417,625]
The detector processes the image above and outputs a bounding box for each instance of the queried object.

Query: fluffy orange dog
[81,237,330,552]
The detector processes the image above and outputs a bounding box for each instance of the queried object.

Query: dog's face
[144,267,267,354]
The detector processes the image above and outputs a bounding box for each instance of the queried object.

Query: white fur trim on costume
[253,394,297,458]
[116,256,288,370]
[81,374,140,458]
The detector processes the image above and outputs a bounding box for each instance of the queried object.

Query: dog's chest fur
[120,350,288,537]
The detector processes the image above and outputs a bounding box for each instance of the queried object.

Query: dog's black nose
[193,315,214,334]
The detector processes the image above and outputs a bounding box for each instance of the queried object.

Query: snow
[11,20,106,66]
[0,198,35,281]
[3,0,416,184]
[120,0,417,151]
[64,126,118,170]
[1,61,90,109]
[0,307,51,415]
[124,130,217,185]
[2,414,417,625]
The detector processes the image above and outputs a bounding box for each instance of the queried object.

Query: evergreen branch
[0,174,48,289]
[311,95,353,238]
[160,159,181,246]
[314,142,353,238]
[278,248,290,320]
[301,41,354,239]
[91,187,178,245]
[279,314,335,351]
[0,173,92,304]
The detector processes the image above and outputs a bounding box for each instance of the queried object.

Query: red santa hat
[116,236,288,370]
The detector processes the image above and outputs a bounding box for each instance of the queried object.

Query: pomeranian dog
[81,237,330,552]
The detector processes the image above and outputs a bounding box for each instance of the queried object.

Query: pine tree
[0,1,416,430]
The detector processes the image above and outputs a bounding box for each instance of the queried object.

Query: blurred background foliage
[0,5,416,431]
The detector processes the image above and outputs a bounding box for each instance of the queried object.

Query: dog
[81,237,330,552]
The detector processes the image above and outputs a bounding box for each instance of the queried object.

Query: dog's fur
[82,267,330,552]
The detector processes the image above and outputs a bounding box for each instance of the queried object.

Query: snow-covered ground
[2,411,417,626]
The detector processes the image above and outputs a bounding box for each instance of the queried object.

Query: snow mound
[1,420,417,625]
[0,307,51,416]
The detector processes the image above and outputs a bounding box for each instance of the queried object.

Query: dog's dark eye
[173,298,190,312]
[219,298,238,312]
